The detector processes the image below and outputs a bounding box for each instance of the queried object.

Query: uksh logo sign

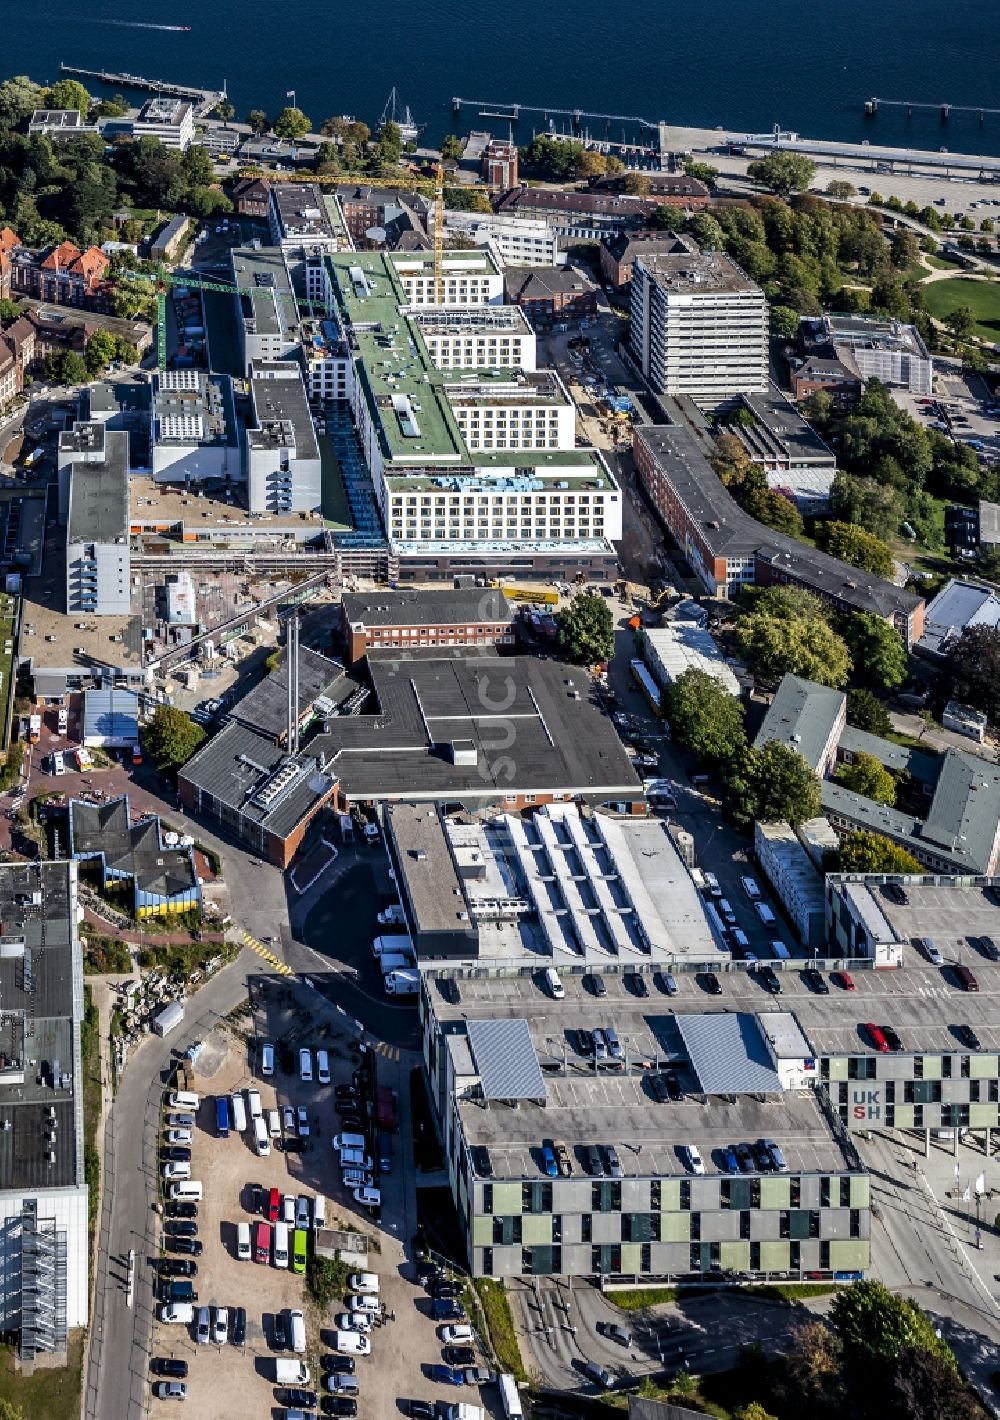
[850,1086,882,1127]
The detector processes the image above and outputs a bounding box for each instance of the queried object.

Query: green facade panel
[849,1174,870,1209]
[659,1179,681,1212]
[893,1105,915,1129]
[660,1212,691,1242]
[759,1241,790,1270]
[759,1177,790,1210]
[720,1241,751,1272]
[921,1056,942,1081]
[472,1214,494,1248]
[969,1103,1000,1127]
[619,1244,642,1274]
[829,1240,871,1270]
[970,1056,1000,1080]
[520,1214,553,1246]
[827,1057,849,1081]
[491,1184,523,1216]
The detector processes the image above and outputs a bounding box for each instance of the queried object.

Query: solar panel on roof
[466,1018,547,1103]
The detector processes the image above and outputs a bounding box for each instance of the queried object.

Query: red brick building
[481,138,518,189]
[10,240,111,311]
[504,265,599,327]
[0,314,37,408]
[0,227,19,299]
[339,587,514,665]
[599,231,695,290]
[232,177,270,218]
[588,172,710,208]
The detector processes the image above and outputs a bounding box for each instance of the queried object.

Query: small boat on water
[380,86,422,143]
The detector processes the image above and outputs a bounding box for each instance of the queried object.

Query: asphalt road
[85,950,257,1420]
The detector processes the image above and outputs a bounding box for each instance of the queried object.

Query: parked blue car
[541,1145,558,1179]
[431,1298,466,1322]
[429,1364,465,1386]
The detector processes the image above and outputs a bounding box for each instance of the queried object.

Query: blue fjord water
[5,0,1000,155]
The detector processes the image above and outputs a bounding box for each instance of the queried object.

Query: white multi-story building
[392,249,504,306]
[59,422,130,617]
[245,361,321,514]
[128,97,194,150]
[267,183,347,256]
[445,371,575,452]
[630,248,768,400]
[754,821,828,951]
[230,247,301,374]
[150,369,241,485]
[442,211,564,267]
[411,305,536,373]
[0,861,90,1354]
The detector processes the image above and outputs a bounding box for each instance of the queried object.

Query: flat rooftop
[129,473,322,535]
[153,369,238,448]
[270,183,339,241]
[230,247,299,341]
[248,362,319,458]
[735,386,837,467]
[341,587,512,629]
[312,654,641,803]
[636,249,762,296]
[229,646,350,740]
[411,305,533,337]
[63,425,129,545]
[21,545,139,680]
[385,447,617,494]
[386,803,470,937]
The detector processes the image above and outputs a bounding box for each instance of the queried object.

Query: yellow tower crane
[242,163,447,302]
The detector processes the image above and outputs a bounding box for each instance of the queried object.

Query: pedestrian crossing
[373,1040,400,1062]
[242,931,294,976]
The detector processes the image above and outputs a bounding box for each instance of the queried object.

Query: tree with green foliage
[555,592,614,665]
[947,623,1000,724]
[838,831,921,874]
[743,484,805,537]
[829,472,904,536]
[835,751,897,807]
[888,1346,983,1420]
[47,78,91,115]
[683,160,719,188]
[826,179,857,200]
[831,1280,955,1373]
[945,305,977,342]
[273,106,311,140]
[306,1253,349,1305]
[735,1406,778,1420]
[246,108,270,135]
[781,1321,845,1416]
[622,171,651,196]
[143,705,206,772]
[846,688,892,737]
[725,741,821,829]
[747,152,816,196]
[373,121,404,171]
[213,96,235,127]
[45,350,87,385]
[687,212,726,250]
[662,668,747,765]
[818,520,895,579]
[85,329,117,376]
[770,303,801,340]
[0,297,20,322]
[735,588,851,687]
[842,613,909,690]
[444,187,493,214]
[0,74,47,127]
[440,133,463,162]
[0,1397,25,1420]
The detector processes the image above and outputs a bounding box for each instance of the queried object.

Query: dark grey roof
[505,266,598,301]
[733,386,836,468]
[341,587,512,630]
[675,1013,783,1096]
[230,646,350,740]
[838,726,940,787]
[467,1018,547,1102]
[754,675,845,771]
[69,795,198,900]
[497,186,660,219]
[602,231,693,263]
[635,415,923,624]
[0,861,82,1191]
[385,803,478,943]
[310,654,641,802]
[63,425,129,543]
[179,719,337,839]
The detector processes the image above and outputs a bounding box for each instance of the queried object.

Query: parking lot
[148,981,503,1419]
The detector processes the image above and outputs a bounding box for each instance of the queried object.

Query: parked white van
[299,1048,313,1082]
[289,1308,306,1354]
[159,1302,195,1324]
[168,1181,203,1202]
[313,1194,327,1230]
[253,1116,270,1157]
[229,1093,248,1132]
[168,1090,200,1110]
[273,1222,289,1268]
[543,967,564,1000]
[371,934,414,960]
[237,1221,251,1261]
[348,1271,379,1294]
[316,1050,330,1086]
[260,1042,275,1077]
[246,1088,263,1119]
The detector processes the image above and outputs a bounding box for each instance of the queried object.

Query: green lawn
[0,1331,84,1420]
[922,277,1000,340]
[925,253,963,271]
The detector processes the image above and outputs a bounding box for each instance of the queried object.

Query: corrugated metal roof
[83,688,139,744]
[467,1018,547,1102]
[675,1013,782,1096]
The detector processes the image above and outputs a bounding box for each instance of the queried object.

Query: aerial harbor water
[4,0,1000,155]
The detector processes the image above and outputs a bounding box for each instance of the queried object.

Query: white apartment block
[150,369,241,485]
[381,459,622,547]
[442,211,564,267]
[753,821,827,951]
[246,361,321,514]
[392,249,504,306]
[267,183,345,255]
[129,97,194,150]
[230,247,301,374]
[446,373,575,453]
[60,423,130,617]
[411,306,536,373]
[630,250,768,400]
